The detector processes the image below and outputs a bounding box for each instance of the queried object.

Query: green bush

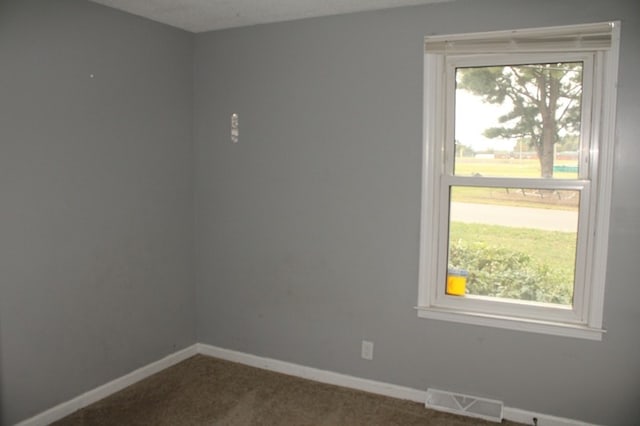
[448,240,572,305]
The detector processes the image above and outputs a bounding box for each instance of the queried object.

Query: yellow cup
[446,269,468,296]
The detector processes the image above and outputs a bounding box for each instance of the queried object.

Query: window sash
[444,52,595,181]
[433,177,591,324]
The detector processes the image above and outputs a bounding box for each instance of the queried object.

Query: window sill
[415,306,605,341]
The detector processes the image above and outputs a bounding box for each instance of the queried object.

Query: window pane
[446,186,579,306]
[454,63,583,179]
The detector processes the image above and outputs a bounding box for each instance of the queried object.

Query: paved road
[450,202,578,232]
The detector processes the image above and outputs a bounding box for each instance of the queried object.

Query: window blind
[425,22,615,54]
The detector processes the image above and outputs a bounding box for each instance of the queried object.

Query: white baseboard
[196,343,596,426]
[196,343,427,403]
[15,342,596,426]
[15,344,198,426]
[502,407,598,426]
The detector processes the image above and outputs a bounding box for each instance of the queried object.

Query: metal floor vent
[425,388,504,423]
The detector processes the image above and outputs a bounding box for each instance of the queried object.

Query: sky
[455,89,517,152]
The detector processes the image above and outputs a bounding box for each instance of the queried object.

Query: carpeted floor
[53,354,522,425]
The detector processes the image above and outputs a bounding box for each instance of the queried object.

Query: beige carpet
[53,354,522,425]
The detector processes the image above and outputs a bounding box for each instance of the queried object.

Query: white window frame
[417,22,620,340]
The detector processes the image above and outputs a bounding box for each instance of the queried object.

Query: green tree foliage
[448,240,572,305]
[455,140,476,157]
[458,63,583,177]
[556,134,580,152]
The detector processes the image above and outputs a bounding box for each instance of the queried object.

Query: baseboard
[15,342,596,426]
[196,343,597,426]
[15,344,198,426]
[196,343,427,403]
[502,407,598,426]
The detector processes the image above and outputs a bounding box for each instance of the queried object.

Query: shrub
[448,240,572,305]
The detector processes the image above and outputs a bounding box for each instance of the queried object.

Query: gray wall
[2,0,639,424]
[0,1,195,424]
[194,0,640,424]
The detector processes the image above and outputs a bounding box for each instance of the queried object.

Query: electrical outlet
[361,340,374,360]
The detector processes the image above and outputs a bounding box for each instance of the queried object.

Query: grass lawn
[454,157,578,179]
[450,158,581,211]
[449,221,576,278]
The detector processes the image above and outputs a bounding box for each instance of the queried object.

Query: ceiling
[89,0,452,33]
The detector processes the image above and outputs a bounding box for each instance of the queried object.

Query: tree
[556,134,580,152]
[458,63,582,178]
[455,140,475,157]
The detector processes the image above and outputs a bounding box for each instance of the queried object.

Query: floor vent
[425,388,503,423]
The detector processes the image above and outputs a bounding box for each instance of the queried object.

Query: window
[418,22,620,340]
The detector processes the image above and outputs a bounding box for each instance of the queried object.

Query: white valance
[425,22,616,54]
